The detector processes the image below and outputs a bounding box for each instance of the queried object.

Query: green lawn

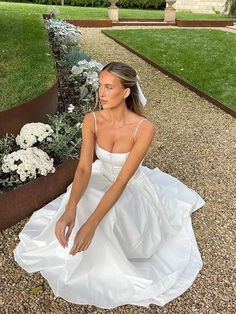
[104,29,236,110]
[0,2,56,111]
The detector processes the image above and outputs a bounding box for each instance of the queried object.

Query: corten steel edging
[0,158,78,231]
[102,30,236,118]
[112,22,175,26]
[0,80,58,137]
[176,19,236,27]
[119,18,164,22]
[65,19,112,27]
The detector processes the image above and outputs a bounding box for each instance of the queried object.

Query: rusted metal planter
[176,19,236,27]
[0,158,78,231]
[0,80,58,137]
[65,19,112,27]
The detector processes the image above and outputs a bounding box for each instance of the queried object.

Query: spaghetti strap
[134,118,147,141]
[92,111,97,135]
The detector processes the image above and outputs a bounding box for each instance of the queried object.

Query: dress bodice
[95,142,141,183]
[92,111,146,183]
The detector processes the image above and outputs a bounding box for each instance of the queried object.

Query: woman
[14,62,205,309]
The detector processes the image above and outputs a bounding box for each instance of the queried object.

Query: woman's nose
[99,87,105,97]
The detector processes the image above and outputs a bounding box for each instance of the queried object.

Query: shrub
[224,0,236,15]
[66,48,92,68]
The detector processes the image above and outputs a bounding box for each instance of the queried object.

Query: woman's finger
[70,240,80,255]
[57,223,67,248]
[75,241,91,254]
[65,224,74,244]
[83,242,91,251]
[55,224,64,247]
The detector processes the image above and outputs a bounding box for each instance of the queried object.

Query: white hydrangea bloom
[2,147,55,182]
[16,122,54,149]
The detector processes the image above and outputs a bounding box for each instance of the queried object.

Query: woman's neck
[103,105,131,127]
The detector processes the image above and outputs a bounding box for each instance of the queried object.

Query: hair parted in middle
[100,62,144,116]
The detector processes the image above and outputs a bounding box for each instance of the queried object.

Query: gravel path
[1,27,235,314]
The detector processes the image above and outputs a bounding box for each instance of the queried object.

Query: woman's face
[98,70,129,109]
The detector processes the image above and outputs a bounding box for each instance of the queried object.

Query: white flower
[68,104,75,113]
[16,122,54,149]
[76,122,83,128]
[2,147,55,182]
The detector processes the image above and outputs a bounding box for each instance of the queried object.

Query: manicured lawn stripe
[0,4,56,111]
[104,29,236,110]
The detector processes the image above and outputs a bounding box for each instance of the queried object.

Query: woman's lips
[100,100,107,104]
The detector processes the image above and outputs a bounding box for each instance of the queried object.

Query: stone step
[112,21,175,27]
[226,24,236,30]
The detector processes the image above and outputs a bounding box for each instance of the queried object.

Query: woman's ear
[124,88,131,99]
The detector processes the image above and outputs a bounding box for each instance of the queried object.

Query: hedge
[0,0,166,9]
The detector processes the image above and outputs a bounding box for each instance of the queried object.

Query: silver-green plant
[70,59,103,113]
[45,19,81,56]
[44,111,83,164]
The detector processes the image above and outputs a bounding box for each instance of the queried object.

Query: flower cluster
[16,122,54,149]
[45,19,81,54]
[2,147,55,182]
[0,112,83,192]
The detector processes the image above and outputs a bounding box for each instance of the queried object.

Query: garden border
[116,19,236,27]
[65,19,112,27]
[0,81,58,138]
[0,158,78,231]
[176,19,236,27]
[102,30,236,118]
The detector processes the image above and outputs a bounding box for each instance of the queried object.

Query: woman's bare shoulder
[82,112,96,134]
[133,113,156,131]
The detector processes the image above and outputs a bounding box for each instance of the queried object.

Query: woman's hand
[55,209,76,248]
[69,220,97,256]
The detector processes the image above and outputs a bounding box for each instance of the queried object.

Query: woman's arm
[70,120,155,255]
[55,112,95,248]
[65,113,96,211]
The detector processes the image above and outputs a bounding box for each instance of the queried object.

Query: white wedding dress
[14,114,205,309]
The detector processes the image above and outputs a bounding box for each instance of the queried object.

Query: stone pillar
[108,0,119,22]
[164,0,177,23]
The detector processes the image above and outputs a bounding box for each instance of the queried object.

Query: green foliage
[224,0,236,15]
[117,0,165,9]
[43,111,82,164]
[0,134,19,191]
[66,48,91,68]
